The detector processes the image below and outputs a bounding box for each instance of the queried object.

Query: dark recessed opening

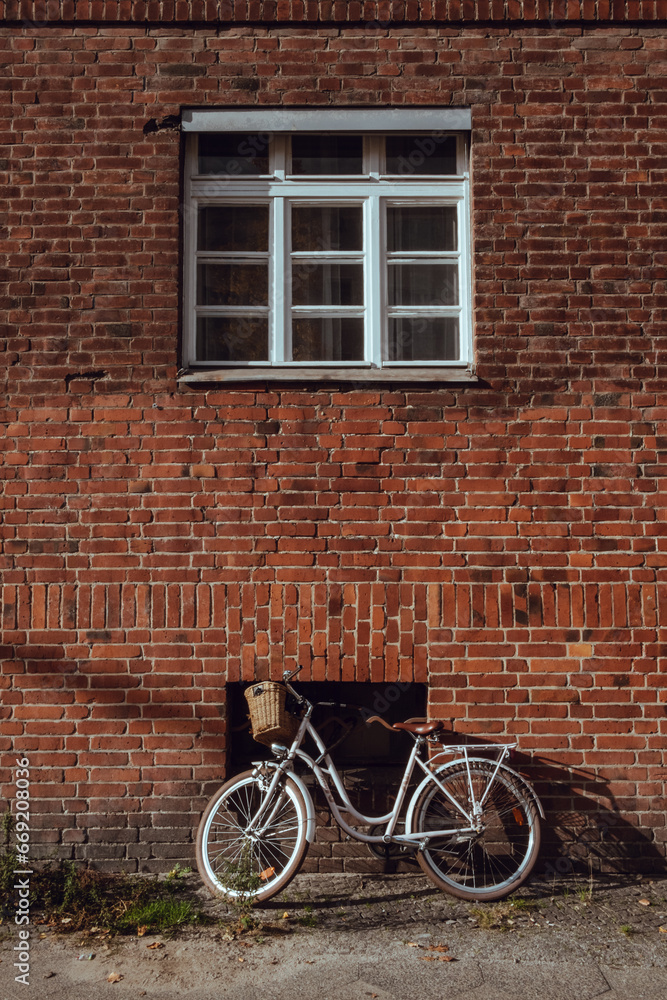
[227,681,428,773]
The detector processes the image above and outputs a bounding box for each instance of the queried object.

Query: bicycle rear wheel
[412,760,541,901]
[196,769,310,903]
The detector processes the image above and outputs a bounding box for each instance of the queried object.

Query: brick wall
[2,1,667,24]
[1,6,667,872]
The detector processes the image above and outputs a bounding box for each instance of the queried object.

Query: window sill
[178,365,477,384]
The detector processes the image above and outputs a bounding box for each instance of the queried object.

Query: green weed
[0,812,20,916]
[114,898,200,934]
[510,898,537,912]
[0,806,207,936]
[216,843,263,934]
[470,902,513,929]
[297,904,318,928]
[165,864,192,882]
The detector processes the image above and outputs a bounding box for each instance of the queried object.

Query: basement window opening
[227,681,428,773]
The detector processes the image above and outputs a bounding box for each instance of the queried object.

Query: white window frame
[180,110,474,383]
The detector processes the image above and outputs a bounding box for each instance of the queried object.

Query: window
[181,109,473,382]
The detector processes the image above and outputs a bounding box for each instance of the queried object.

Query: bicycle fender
[405,764,449,837]
[405,758,545,836]
[251,762,317,843]
[502,765,545,820]
[284,770,317,843]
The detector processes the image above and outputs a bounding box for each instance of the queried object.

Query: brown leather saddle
[366,716,443,736]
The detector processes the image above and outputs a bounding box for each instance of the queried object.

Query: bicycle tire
[196,769,310,903]
[412,760,541,901]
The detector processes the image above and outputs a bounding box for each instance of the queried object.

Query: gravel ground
[4,863,667,1000]
[205,869,667,966]
[6,868,667,984]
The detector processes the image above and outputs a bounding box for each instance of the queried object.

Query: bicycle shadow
[420,733,667,878]
[259,881,437,912]
[511,751,667,880]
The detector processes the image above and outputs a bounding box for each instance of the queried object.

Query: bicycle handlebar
[365,715,396,731]
[282,665,307,706]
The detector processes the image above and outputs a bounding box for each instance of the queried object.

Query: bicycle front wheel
[196,770,310,903]
[412,761,541,901]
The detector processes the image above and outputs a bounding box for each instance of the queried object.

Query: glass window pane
[385,135,457,175]
[197,206,269,253]
[388,317,459,362]
[292,206,363,252]
[197,263,268,306]
[388,264,458,307]
[198,133,270,175]
[196,316,268,362]
[292,263,363,306]
[292,318,364,362]
[291,135,363,175]
[387,206,457,253]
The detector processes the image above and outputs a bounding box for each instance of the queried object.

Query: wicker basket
[245,681,300,747]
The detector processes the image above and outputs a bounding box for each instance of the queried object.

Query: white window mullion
[273,134,287,181]
[365,195,383,368]
[184,135,198,367]
[367,133,381,181]
[458,195,471,365]
[272,196,286,364]
[270,117,288,363]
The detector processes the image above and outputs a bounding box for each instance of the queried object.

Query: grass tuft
[0,814,207,936]
[297,904,318,928]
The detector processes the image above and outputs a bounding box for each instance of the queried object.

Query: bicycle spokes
[197,772,310,901]
[414,762,540,900]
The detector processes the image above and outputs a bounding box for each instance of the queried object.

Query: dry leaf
[407,941,420,947]
[238,957,245,963]
[638,899,651,906]
[421,956,436,962]
[137,925,148,937]
[146,942,163,950]
[260,867,276,881]
[107,972,123,983]
[659,926,667,933]
[282,912,289,920]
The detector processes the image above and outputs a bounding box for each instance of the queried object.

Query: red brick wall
[1,7,667,872]
[2,1,667,23]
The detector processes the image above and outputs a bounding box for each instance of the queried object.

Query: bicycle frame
[251,697,522,850]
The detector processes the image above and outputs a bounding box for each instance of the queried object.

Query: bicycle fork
[243,765,290,839]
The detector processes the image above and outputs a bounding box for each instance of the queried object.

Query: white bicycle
[196,667,544,903]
